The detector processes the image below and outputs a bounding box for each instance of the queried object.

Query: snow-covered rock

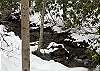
[47,42,69,53]
[52,26,62,33]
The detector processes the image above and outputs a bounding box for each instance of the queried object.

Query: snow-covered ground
[0,25,91,71]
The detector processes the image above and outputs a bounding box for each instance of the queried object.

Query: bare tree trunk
[38,0,46,49]
[63,3,67,21]
[21,0,30,71]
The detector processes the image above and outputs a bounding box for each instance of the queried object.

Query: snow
[97,14,100,19]
[40,48,59,54]
[0,25,7,34]
[71,33,94,42]
[30,50,69,71]
[67,7,73,11]
[30,48,88,71]
[0,24,22,71]
[1,51,22,71]
[29,3,64,32]
[96,48,100,55]
[94,65,100,71]
[0,12,2,15]
[52,26,62,33]
[46,42,69,53]
[0,24,89,71]
[30,27,39,30]
[71,32,100,55]
[30,42,68,54]
[30,13,40,23]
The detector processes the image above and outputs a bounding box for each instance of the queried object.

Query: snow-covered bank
[0,24,90,71]
[30,52,88,71]
[0,49,88,71]
[1,51,22,71]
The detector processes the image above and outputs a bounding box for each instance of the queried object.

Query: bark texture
[39,0,46,49]
[21,0,30,71]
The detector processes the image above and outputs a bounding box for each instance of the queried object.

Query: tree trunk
[21,0,30,71]
[63,1,67,21]
[38,0,46,49]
